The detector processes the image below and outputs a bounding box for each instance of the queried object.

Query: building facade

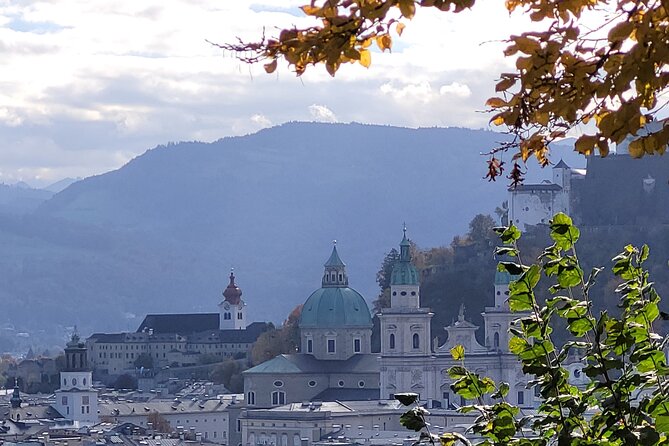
[53,333,99,424]
[86,272,269,376]
[243,244,379,409]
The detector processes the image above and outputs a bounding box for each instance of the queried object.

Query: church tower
[53,332,98,423]
[482,271,520,352]
[379,227,433,400]
[219,270,246,330]
[299,242,373,360]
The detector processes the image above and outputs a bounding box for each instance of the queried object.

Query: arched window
[271,391,286,406]
[413,333,420,349]
[389,333,395,349]
[294,434,301,446]
[494,332,500,349]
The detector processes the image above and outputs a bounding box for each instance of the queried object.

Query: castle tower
[219,270,246,330]
[53,332,98,423]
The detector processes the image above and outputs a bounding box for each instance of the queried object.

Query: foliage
[398,213,669,445]
[133,353,154,369]
[113,373,137,390]
[250,305,301,365]
[209,359,246,392]
[373,248,399,312]
[147,411,172,433]
[219,0,669,182]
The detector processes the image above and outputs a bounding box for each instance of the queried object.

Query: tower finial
[333,239,337,246]
[403,222,407,237]
[458,303,465,322]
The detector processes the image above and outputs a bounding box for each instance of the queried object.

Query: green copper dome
[299,243,372,329]
[299,287,373,328]
[391,227,419,286]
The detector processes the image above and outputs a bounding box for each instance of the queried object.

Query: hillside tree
[218,0,669,181]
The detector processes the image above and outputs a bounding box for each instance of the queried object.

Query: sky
[0,0,535,186]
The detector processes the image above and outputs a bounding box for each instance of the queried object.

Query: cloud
[0,0,536,184]
[439,82,472,98]
[251,114,272,127]
[308,104,337,123]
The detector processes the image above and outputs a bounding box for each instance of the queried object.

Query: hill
[0,122,584,347]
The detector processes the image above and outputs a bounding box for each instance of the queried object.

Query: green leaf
[448,366,468,379]
[399,407,427,431]
[394,392,419,406]
[497,225,521,244]
[549,213,580,250]
[498,261,526,275]
[492,382,510,399]
[451,344,465,360]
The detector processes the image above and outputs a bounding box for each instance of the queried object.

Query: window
[307,339,313,353]
[61,396,68,405]
[338,380,344,387]
[82,396,89,405]
[247,391,255,405]
[238,312,243,319]
[237,419,241,432]
[400,291,407,296]
[271,391,286,405]
[308,380,317,387]
[273,380,284,387]
[411,291,416,296]
[494,332,500,348]
[72,378,77,386]
[354,338,361,353]
[327,339,336,353]
[517,391,524,405]
[358,381,365,388]
[413,333,420,349]
[389,333,395,349]
[63,378,67,386]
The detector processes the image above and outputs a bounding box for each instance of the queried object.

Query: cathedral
[243,229,532,410]
[378,229,530,407]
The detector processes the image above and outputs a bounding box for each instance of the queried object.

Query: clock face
[223,303,230,310]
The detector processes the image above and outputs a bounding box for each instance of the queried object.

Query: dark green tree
[133,353,154,369]
[373,248,399,312]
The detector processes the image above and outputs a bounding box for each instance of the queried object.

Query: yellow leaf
[300,5,321,15]
[398,0,416,19]
[396,22,406,36]
[263,59,278,74]
[575,135,598,155]
[376,34,392,52]
[485,97,507,109]
[490,114,505,126]
[359,49,371,68]
[608,21,634,43]
[450,344,465,361]
[628,139,644,158]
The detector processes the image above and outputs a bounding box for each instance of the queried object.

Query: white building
[508,160,584,230]
[378,232,532,409]
[53,333,99,424]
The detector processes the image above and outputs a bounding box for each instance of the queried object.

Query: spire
[325,241,345,267]
[10,378,21,408]
[391,225,418,286]
[222,269,243,305]
[322,241,348,287]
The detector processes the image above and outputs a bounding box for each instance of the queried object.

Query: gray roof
[137,313,220,334]
[509,183,562,192]
[244,354,379,375]
[99,397,233,417]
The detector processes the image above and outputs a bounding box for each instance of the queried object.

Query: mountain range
[0,122,585,349]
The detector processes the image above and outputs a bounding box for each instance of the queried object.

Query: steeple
[223,269,243,305]
[391,225,418,286]
[322,241,348,287]
[10,378,21,408]
[220,269,246,330]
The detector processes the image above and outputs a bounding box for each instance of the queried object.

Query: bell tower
[53,331,98,423]
[219,270,246,330]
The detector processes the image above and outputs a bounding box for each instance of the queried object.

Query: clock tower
[219,270,246,330]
